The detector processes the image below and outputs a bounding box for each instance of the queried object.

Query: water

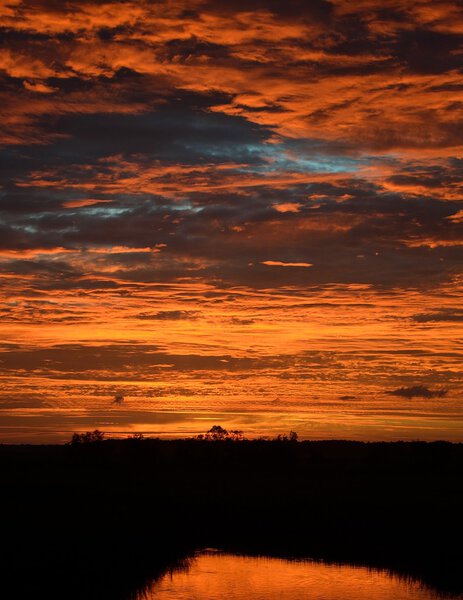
[145,552,460,600]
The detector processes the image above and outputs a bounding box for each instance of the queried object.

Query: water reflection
[144,552,460,600]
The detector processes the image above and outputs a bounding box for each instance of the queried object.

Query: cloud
[274,203,301,213]
[136,310,198,320]
[0,0,461,151]
[62,199,113,209]
[387,386,449,399]
[261,261,314,268]
[411,308,463,323]
[447,210,463,223]
[229,317,255,325]
[23,80,58,94]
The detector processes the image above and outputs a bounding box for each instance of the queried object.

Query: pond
[144,551,460,599]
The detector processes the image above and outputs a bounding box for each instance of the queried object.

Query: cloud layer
[0,0,462,441]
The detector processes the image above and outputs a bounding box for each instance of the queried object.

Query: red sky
[0,0,462,442]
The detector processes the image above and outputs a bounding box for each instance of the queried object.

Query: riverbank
[1,439,461,599]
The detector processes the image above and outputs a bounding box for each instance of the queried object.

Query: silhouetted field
[0,438,462,599]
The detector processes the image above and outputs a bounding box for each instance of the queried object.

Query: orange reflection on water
[147,552,446,600]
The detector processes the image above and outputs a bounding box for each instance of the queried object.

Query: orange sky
[0,0,462,442]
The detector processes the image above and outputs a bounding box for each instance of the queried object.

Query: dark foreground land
[1,439,462,599]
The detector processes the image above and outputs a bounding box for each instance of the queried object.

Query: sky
[0,0,462,442]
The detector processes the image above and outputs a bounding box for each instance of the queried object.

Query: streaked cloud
[261,261,313,268]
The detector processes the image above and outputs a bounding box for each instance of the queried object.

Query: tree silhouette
[70,430,105,445]
[205,425,229,440]
[196,425,245,441]
[276,431,299,442]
